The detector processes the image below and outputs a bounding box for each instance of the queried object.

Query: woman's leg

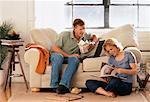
[86,80,115,97]
[86,80,107,92]
[115,82,132,96]
[105,78,132,96]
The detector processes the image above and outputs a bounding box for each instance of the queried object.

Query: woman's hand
[99,77,109,83]
[114,68,124,74]
[114,65,137,75]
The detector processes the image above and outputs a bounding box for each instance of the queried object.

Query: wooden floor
[1,82,150,102]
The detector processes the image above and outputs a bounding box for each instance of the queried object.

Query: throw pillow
[101,24,138,48]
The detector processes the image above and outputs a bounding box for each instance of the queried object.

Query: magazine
[91,63,127,80]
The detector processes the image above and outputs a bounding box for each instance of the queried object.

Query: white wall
[0,0,34,82]
[0,0,150,82]
[0,2,2,23]
[35,0,66,33]
[1,0,28,34]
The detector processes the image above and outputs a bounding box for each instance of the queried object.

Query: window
[65,0,104,28]
[34,0,150,30]
[65,0,150,28]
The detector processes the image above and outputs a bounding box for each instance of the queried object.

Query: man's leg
[50,53,64,88]
[60,56,80,88]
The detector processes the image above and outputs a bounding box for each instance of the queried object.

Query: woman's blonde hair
[103,38,123,54]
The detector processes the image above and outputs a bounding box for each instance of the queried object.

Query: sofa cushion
[101,24,138,48]
[83,56,109,72]
[30,28,57,50]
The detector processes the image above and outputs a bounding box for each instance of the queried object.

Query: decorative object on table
[0,21,14,69]
[5,31,20,40]
[137,63,150,90]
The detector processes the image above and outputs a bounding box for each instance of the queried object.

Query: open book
[91,63,127,80]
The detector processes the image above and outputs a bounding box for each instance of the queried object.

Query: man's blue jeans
[50,53,80,89]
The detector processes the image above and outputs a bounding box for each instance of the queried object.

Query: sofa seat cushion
[83,56,109,72]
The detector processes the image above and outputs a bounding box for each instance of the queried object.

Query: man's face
[73,25,85,39]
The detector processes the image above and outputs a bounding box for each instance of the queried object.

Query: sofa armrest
[24,48,41,88]
[124,47,141,63]
[124,47,142,88]
[24,48,40,65]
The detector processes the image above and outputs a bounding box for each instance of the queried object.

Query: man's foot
[50,88,57,92]
[56,85,69,94]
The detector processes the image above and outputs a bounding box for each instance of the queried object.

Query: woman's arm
[115,63,137,75]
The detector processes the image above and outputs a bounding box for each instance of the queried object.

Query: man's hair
[73,19,85,27]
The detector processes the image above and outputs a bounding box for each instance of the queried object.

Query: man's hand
[86,44,95,52]
[91,35,99,44]
[68,54,80,58]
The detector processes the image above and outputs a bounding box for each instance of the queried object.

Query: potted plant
[0,21,13,70]
[0,21,13,86]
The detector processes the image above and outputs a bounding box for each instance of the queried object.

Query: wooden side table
[0,39,29,92]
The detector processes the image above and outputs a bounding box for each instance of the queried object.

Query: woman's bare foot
[96,87,116,97]
[106,92,116,97]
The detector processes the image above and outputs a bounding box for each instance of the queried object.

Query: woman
[85,38,137,97]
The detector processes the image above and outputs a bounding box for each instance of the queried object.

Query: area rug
[8,91,148,102]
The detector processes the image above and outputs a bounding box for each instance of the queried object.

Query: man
[50,18,98,94]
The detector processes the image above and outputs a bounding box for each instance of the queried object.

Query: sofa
[24,24,141,91]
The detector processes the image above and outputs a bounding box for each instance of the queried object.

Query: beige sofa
[24,24,141,91]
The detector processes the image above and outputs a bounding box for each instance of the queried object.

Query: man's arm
[51,45,80,58]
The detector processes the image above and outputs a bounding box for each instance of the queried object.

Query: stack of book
[0,39,24,46]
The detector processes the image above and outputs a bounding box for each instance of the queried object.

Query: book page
[91,63,127,80]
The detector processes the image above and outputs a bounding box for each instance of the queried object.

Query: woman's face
[105,45,119,56]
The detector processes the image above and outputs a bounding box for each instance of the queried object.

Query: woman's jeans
[50,53,80,89]
[86,78,132,96]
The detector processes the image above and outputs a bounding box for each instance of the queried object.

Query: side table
[0,39,29,92]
